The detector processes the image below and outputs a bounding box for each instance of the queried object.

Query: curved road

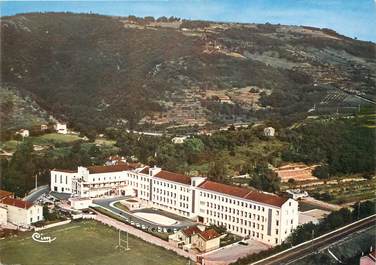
[93,197,194,231]
[23,185,49,203]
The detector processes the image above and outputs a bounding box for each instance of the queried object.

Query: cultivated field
[0,221,188,265]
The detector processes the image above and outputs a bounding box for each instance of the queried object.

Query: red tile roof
[87,164,135,174]
[198,229,220,241]
[140,166,150,174]
[0,190,13,200]
[198,180,288,207]
[182,226,201,237]
[245,191,288,207]
[52,169,77,173]
[198,180,251,198]
[0,197,34,209]
[155,170,191,185]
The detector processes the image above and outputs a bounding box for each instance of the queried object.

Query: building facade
[54,122,67,134]
[51,164,298,246]
[0,197,43,227]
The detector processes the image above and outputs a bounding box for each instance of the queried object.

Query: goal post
[115,229,130,251]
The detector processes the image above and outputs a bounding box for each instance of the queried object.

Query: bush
[313,165,330,179]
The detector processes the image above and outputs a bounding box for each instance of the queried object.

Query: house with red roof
[0,196,43,227]
[195,228,221,252]
[169,226,221,252]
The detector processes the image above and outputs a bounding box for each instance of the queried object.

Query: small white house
[286,189,309,200]
[69,197,92,210]
[263,127,275,137]
[0,198,43,227]
[16,129,30,138]
[172,136,188,144]
[54,122,68,134]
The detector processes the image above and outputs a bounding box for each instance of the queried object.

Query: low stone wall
[34,220,71,231]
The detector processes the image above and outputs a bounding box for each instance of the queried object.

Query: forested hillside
[1,13,375,133]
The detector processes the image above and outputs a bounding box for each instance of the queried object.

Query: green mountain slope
[1,13,375,132]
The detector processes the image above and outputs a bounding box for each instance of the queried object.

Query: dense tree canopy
[281,118,375,176]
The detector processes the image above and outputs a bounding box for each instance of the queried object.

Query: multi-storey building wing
[51,164,298,246]
[196,180,298,245]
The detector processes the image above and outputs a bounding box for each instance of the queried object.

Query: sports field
[0,221,188,265]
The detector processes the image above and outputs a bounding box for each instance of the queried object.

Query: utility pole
[35,174,38,190]
[311,229,314,251]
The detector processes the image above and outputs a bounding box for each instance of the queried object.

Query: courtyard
[0,220,189,265]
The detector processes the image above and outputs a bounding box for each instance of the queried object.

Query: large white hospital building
[51,163,298,245]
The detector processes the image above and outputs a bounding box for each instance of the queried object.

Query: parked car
[239,240,248,246]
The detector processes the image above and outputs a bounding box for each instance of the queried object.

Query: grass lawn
[0,220,188,265]
[113,202,130,212]
[0,140,20,152]
[95,138,116,146]
[31,133,81,145]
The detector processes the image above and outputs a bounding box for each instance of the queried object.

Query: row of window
[152,202,190,217]
[204,201,273,219]
[206,209,266,223]
[152,195,190,209]
[200,191,273,213]
[207,218,279,245]
[153,180,190,193]
[207,210,265,229]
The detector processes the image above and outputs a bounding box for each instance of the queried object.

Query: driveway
[93,197,195,230]
[23,185,49,203]
[202,239,270,265]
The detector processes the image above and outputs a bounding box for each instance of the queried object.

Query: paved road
[93,197,194,230]
[253,215,376,265]
[23,185,49,202]
[203,239,269,265]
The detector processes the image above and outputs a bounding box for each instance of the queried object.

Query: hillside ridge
[1,13,375,133]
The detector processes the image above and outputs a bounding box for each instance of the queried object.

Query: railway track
[252,215,376,265]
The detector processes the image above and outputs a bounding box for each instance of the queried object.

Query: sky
[1,0,375,42]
